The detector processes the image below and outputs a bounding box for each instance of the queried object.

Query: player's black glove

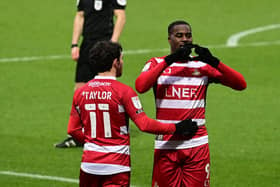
[164,44,194,65]
[175,119,198,136]
[192,44,220,68]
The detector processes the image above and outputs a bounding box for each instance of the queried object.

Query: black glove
[192,44,220,68]
[164,44,194,65]
[175,119,198,136]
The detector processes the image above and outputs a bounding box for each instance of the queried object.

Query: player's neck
[98,71,116,78]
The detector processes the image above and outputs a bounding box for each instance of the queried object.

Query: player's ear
[168,37,172,45]
[168,34,172,44]
[113,58,120,68]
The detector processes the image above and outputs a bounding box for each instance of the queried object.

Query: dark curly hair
[168,20,191,36]
[89,41,122,73]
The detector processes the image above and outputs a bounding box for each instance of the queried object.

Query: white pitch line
[226,24,280,47]
[0,170,78,184]
[0,40,280,63]
[0,170,137,186]
[0,54,69,63]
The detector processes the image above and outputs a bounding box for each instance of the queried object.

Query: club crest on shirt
[192,69,201,76]
[94,0,103,11]
[163,67,172,74]
[117,0,127,6]
[131,96,142,109]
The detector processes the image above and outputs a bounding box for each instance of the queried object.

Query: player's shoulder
[76,0,88,10]
[148,56,165,63]
[112,80,133,91]
[115,80,137,95]
[145,56,165,66]
[140,56,165,72]
[76,0,84,6]
[72,83,87,99]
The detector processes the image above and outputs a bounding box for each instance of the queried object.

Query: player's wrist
[208,56,220,68]
[164,55,174,65]
[71,44,78,48]
[174,119,198,136]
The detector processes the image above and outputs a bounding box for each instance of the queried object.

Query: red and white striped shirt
[135,56,246,150]
[67,76,177,175]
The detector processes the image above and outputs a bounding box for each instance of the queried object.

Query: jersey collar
[94,75,116,80]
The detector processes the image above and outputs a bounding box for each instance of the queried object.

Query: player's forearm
[72,12,84,44]
[217,62,247,90]
[111,10,126,42]
[135,61,168,93]
[134,114,176,134]
[68,129,85,144]
[67,116,85,143]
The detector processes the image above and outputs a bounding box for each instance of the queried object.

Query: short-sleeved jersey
[141,57,222,149]
[77,0,126,41]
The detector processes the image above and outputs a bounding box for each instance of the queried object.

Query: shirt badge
[192,69,201,76]
[131,96,142,109]
[94,0,103,11]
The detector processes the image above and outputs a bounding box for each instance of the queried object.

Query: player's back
[74,76,130,145]
[73,76,132,175]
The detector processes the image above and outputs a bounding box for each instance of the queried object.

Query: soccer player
[67,41,199,187]
[135,20,247,187]
[55,0,126,148]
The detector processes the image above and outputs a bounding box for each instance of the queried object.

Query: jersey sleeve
[113,0,127,9]
[76,0,84,11]
[211,62,247,90]
[122,86,175,134]
[67,90,85,143]
[135,57,169,93]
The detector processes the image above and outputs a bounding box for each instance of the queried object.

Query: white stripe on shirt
[158,76,208,86]
[153,58,206,68]
[155,135,208,150]
[156,99,205,109]
[158,119,206,126]
[81,162,130,175]
[170,61,207,68]
[84,143,130,155]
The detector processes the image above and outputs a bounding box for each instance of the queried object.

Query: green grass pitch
[0,0,280,186]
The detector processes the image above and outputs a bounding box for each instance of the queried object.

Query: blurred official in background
[55,0,126,148]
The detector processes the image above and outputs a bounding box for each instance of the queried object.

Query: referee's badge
[94,0,103,11]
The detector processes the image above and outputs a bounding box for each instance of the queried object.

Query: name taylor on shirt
[82,91,112,100]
